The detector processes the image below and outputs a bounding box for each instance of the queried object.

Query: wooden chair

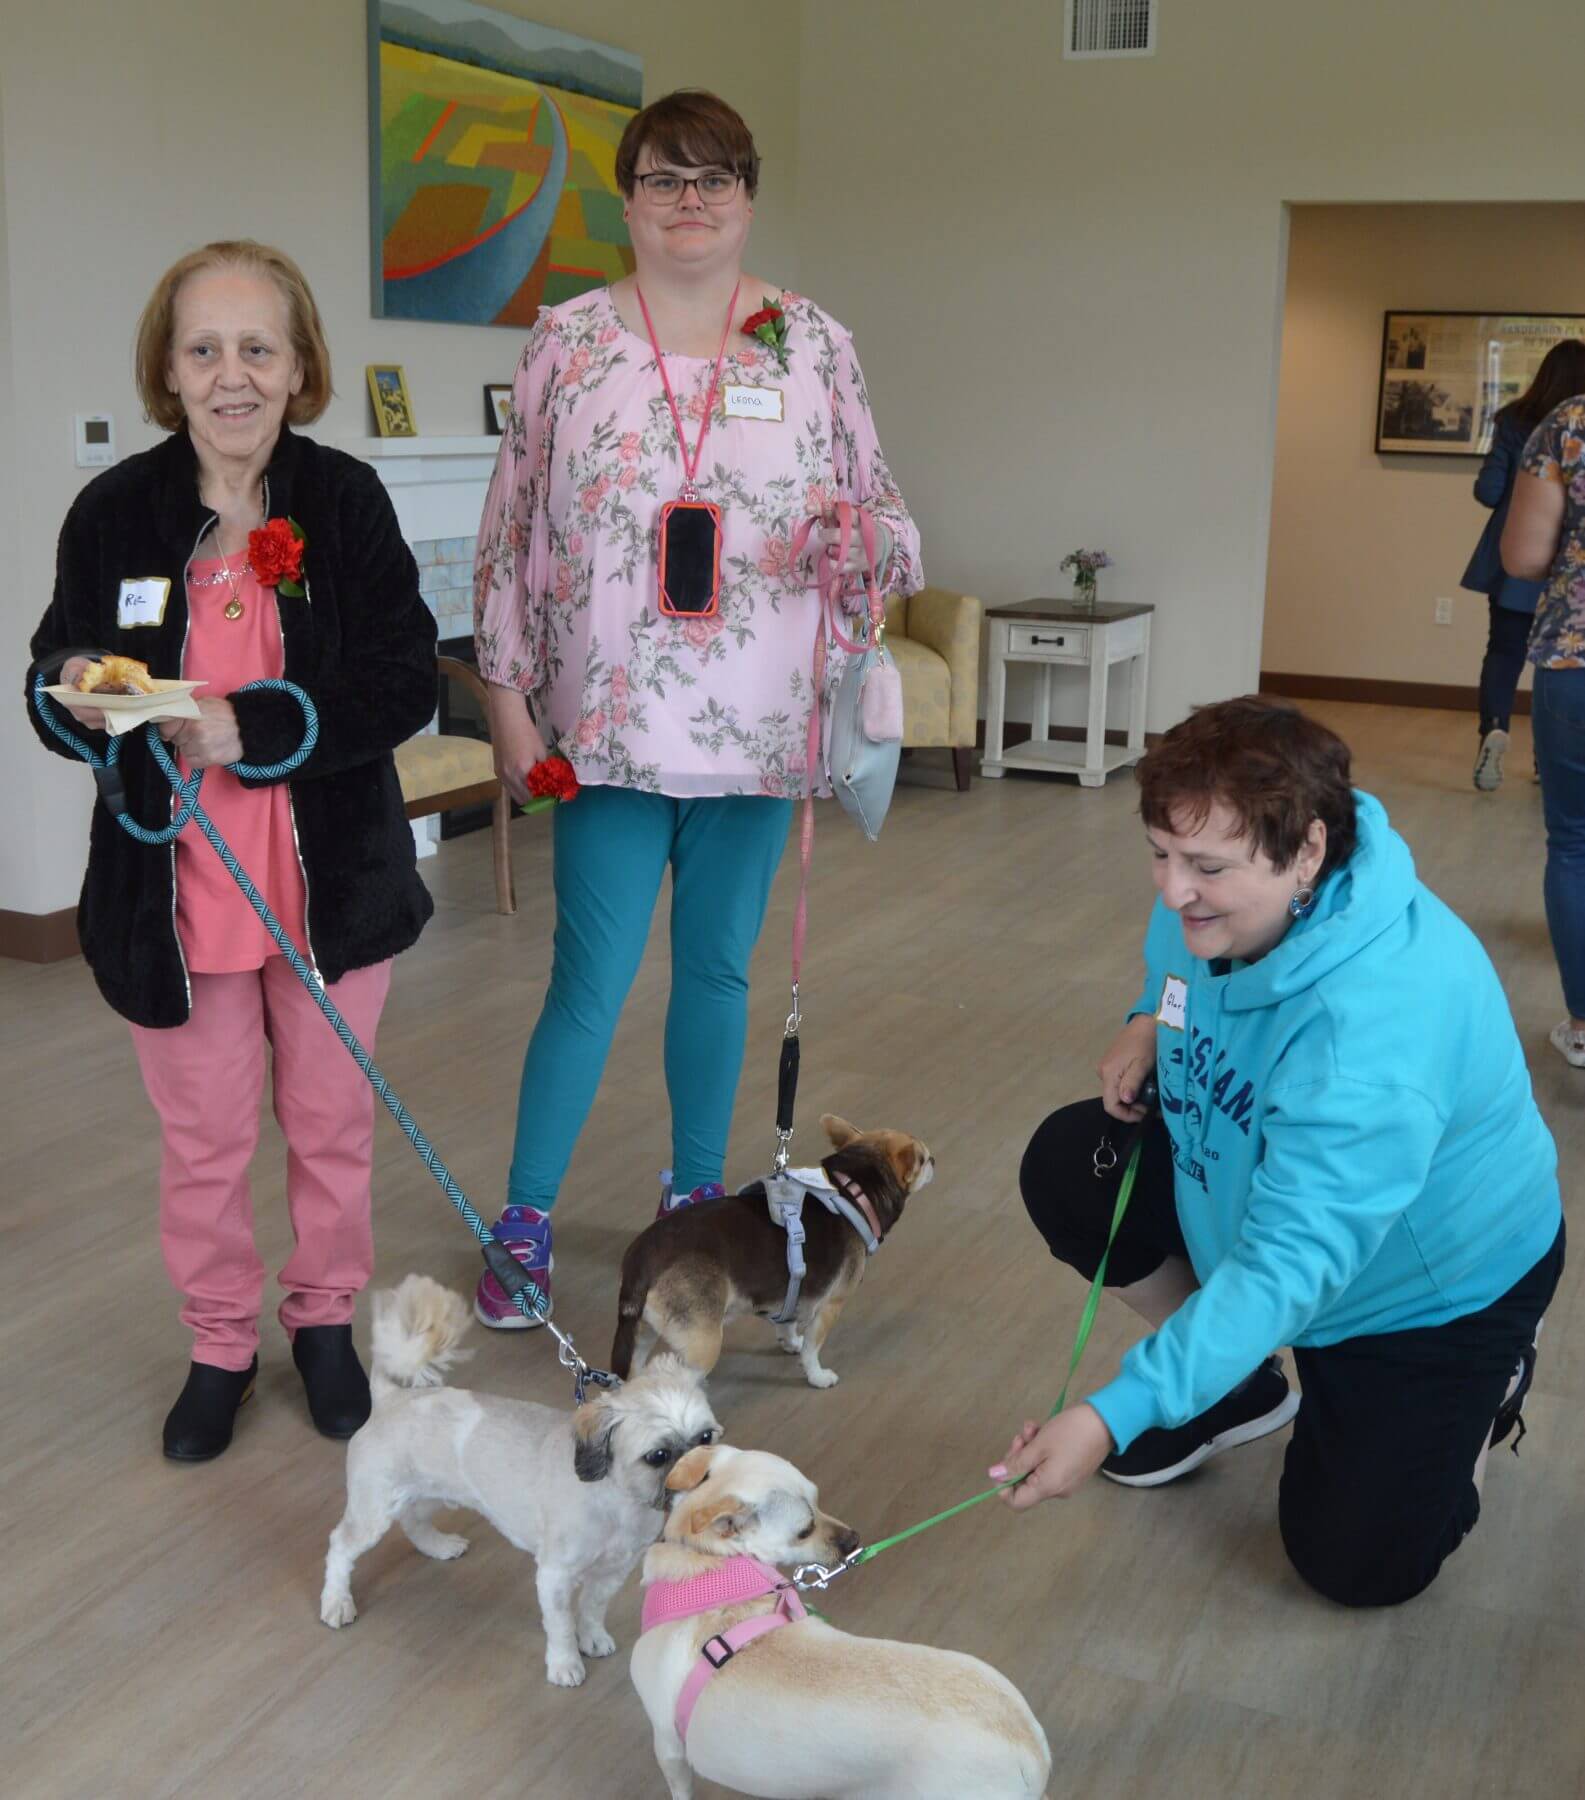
[393,655,516,914]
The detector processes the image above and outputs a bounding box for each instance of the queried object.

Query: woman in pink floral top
[471,91,921,1325]
[1504,395,1585,1068]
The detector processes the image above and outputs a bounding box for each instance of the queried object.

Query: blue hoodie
[1087,791,1560,1454]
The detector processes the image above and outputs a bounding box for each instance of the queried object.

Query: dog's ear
[687,1495,754,1540]
[572,1401,617,1484]
[665,1443,719,1493]
[821,1113,859,1149]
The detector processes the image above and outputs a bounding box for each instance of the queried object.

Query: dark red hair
[1136,696,1357,880]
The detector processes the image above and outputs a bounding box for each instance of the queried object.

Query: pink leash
[773,504,883,1170]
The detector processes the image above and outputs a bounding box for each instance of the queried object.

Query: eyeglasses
[633,170,743,207]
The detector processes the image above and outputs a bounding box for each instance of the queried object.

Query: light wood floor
[4,703,1580,1799]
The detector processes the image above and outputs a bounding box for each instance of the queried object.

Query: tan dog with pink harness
[630,1443,1052,1800]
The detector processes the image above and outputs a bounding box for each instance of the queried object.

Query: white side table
[981,599,1153,788]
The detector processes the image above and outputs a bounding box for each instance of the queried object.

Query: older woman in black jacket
[26,242,436,1462]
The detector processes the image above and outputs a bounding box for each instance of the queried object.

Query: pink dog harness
[641,1556,809,1742]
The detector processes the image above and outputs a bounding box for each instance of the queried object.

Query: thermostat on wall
[74,414,116,468]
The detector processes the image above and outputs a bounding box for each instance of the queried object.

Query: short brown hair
[1136,696,1358,881]
[615,90,760,199]
[134,241,333,431]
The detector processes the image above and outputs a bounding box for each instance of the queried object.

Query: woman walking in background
[1462,340,1585,791]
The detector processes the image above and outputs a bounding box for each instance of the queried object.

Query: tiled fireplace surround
[350,435,498,855]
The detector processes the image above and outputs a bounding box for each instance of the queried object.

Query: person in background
[1462,341,1585,790]
[1502,386,1585,1070]
[471,90,921,1329]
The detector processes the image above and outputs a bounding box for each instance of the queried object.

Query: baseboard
[975,721,1149,750]
[1259,672,1531,717]
[0,906,80,964]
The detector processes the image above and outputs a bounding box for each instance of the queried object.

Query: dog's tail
[370,1274,474,1401]
[610,1267,646,1380]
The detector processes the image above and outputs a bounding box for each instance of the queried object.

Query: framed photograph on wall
[483,383,512,435]
[366,364,417,437]
[1375,311,1585,457]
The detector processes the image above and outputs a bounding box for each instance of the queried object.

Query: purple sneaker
[655,1169,727,1220]
[474,1205,553,1330]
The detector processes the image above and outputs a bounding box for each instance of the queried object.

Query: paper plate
[43,679,206,736]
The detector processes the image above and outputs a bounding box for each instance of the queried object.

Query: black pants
[1021,1100,1565,1608]
[1478,598,1532,737]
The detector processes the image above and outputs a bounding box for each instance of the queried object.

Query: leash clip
[1094,1136,1117,1178]
[789,1547,864,1592]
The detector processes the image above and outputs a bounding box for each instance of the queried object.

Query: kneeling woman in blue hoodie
[992,697,1564,1606]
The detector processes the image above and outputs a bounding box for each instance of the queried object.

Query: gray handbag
[795,503,904,841]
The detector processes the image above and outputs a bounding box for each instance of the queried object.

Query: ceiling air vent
[1064,0,1157,59]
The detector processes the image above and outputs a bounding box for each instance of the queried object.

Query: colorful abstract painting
[368,0,640,326]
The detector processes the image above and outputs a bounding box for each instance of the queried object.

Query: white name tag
[117,577,170,628]
[1156,974,1188,1031]
[723,384,784,422]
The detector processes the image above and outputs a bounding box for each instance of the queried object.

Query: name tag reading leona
[723,384,784,422]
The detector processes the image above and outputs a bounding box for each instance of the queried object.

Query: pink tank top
[174,557,310,974]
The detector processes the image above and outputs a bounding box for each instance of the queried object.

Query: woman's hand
[804,515,892,585]
[57,657,107,731]
[989,1404,1115,1511]
[159,698,243,769]
[1098,1013,1157,1121]
[487,683,548,807]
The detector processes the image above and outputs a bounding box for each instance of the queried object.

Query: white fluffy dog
[319,1274,723,1687]
[631,1444,1051,1798]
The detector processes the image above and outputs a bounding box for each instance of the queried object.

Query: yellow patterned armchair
[883,587,983,790]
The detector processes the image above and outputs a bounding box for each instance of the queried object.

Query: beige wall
[1263,203,1585,689]
[9,0,1585,921]
[0,0,802,915]
[792,0,1585,734]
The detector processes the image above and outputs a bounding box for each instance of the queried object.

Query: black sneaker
[1491,1336,1539,1454]
[1102,1355,1298,1487]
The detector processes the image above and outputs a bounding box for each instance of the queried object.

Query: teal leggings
[507,786,793,1212]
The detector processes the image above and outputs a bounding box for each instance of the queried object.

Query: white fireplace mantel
[341,435,499,545]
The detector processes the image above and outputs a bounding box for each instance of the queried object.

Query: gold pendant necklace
[216,539,247,620]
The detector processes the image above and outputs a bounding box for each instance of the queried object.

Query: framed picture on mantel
[1375,310,1585,457]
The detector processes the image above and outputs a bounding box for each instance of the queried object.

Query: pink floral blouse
[474,287,922,798]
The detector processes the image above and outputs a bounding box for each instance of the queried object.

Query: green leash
[790,1127,1145,1589]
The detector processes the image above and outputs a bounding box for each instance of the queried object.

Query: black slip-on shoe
[1102,1355,1299,1488]
[163,1356,258,1462]
[292,1324,372,1440]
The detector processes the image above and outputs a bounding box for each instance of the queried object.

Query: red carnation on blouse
[249,516,306,592]
[525,754,580,807]
[742,306,782,335]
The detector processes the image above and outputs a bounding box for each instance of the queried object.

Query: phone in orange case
[658,498,723,617]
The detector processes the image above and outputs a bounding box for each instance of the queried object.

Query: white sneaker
[1473,729,1509,792]
[1548,1021,1585,1069]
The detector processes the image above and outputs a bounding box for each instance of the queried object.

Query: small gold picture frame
[366,364,417,438]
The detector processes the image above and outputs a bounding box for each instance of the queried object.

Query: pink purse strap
[784,501,885,992]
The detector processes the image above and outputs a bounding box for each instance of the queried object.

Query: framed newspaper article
[1375,311,1585,457]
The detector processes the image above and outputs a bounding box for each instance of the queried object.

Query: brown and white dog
[611,1115,933,1389]
[630,1444,1051,1799]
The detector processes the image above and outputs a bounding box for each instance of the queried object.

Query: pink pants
[130,957,392,1370]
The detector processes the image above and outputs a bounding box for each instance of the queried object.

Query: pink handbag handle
[784,501,885,992]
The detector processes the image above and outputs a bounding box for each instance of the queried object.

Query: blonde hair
[134,240,333,431]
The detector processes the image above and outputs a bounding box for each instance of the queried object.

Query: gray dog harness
[764,1166,882,1325]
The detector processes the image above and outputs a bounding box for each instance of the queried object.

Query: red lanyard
[634,280,741,501]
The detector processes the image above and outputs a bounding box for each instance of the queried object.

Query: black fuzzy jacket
[26,426,437,1027]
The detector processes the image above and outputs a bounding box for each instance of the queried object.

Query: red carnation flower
[249,516,307,594]
[524,754,580,809]
[742,306,782,335]
[740,295,791,373]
